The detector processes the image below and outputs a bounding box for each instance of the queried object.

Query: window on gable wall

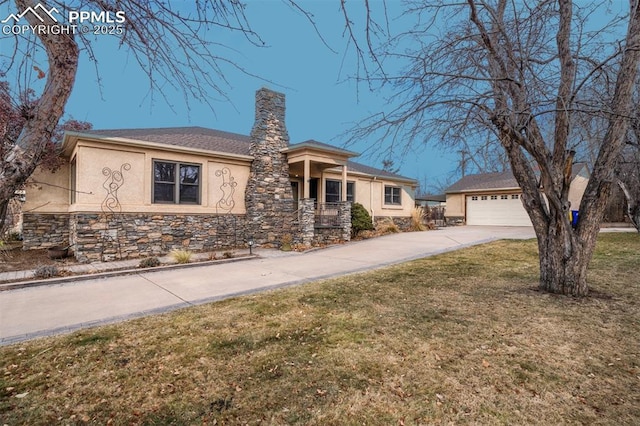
[153,160,201,204]
[325,179,355,203]
[384,185,402,205]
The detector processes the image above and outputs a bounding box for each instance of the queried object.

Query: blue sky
[50,0,458,191]
[2,1,628,192]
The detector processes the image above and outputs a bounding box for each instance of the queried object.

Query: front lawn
[1,233,638,424]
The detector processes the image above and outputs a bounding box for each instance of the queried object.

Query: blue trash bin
[571,210,579,228]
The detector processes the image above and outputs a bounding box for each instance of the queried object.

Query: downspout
[370,176,377,222]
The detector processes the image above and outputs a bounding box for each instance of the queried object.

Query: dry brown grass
[410,206,428,231]
[376,217,400,235]
[169,249,193,264]
[1,233,639,425]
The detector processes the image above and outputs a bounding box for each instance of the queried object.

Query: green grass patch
[1,233,639,424]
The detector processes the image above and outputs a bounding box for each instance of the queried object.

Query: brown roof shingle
[81,127,417,183]
[446,171,519,193]
[89,126,252,156]
[446,164,589,193]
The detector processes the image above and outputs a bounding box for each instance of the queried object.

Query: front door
[291,181,299,204]
[309,178,319,206]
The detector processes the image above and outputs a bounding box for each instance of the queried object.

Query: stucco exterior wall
[569,175,589,211]
[445,193,465,218]
[23,162,70,213]
[321,170,415,219]
[207,161,250,214]
[72,145,145,211]
[25,142,252,216]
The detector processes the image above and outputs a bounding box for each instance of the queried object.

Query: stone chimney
[245,88,295,244]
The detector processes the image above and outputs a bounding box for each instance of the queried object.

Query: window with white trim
[153,160,201,204]
[384,186,402,205]
[347,182,355,202]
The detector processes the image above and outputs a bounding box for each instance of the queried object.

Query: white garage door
[466,194,532,226]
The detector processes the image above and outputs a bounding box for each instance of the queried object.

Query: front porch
[285,140,358,206]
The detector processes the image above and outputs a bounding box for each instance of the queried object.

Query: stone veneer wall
[70,213,247,263]
[374,216,412,232]
[22,213,70,250]
[445,216,465,226]
[313,227,344,246]
[299,198,315,247]
[312,202,351,246]
[336,202,352,241]
[245,88,296,245]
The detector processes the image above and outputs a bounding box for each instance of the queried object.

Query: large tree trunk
[0,199,9,236]
[0,0,79,230]
[534,1,640,296]
[532,209,591,296]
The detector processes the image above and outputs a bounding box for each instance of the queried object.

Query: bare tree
[342,0,640,296]
[618,122,640,230]
[573,66,640,231]
[0,0,264,231]
[0,81,91,235]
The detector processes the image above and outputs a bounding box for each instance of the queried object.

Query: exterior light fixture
[248,236,254,255]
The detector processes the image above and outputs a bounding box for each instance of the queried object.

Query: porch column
[341,164,348,201]
[303,158,310,199]
[300,198,315,247]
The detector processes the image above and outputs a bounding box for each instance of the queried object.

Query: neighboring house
[22,88,417,262]
[415,194,446,208]
[415,194,446,227]
[445,164,590,226]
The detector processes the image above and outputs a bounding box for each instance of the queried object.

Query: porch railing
[315,202,341,227]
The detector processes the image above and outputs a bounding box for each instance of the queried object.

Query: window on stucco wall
[325,179,355,203]
[384,185,402,205]
[153,160,201,204]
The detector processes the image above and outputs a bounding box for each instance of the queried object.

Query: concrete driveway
[0,226,535,345]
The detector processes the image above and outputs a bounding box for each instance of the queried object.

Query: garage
[445,167,589,226]
[465,193,532,226]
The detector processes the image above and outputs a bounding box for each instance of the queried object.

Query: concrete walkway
[1,226,537,345]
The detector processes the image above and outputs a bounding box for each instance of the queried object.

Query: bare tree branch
[339,0,640,296]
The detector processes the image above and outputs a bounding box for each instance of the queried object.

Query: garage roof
[446,171,519,193]
[446,164,589,194]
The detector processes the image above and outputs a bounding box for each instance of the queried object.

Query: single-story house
[415,194,446,227]
[444,164,590,226]
[415,194,446,208]
[22,88,417,262]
